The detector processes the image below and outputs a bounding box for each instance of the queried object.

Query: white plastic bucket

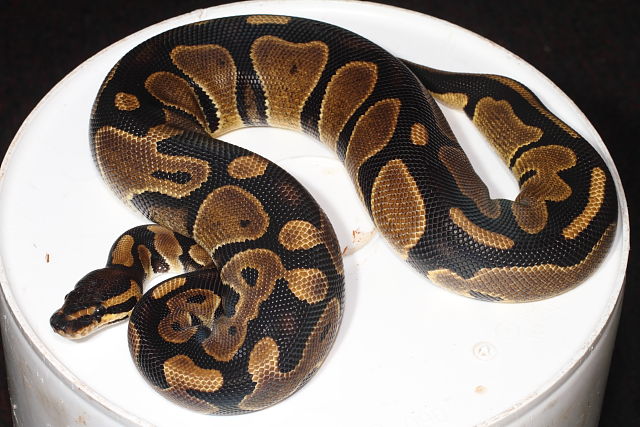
[0,1,629,426]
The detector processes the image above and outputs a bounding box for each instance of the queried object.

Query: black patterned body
[51,15,617,414]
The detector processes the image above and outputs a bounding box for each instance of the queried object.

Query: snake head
[50,267,142,339]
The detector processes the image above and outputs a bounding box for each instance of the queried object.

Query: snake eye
[94,305,106,316]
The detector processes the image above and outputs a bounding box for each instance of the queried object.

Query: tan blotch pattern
[193,185,269,252]
[242,83,261,124]
[114,92,140,111]
[250,36,328,129]
[279,217,343,275]
[246,15,291,25]
[148,225,183,272]
[410,122,429,146]
[152,276,187,300]
[158,288,220,343]
[345,98,401,181]
[103,280,142,309]
[284,268,329,304]
[137,245,152,277]
[145,72,211,133]
[188,244,213,267]
[512,145,576,234]
[202,249,286,361]
[94,124,210,200]
[162,354,223,413]
[170,45,244,135]
[274,181,305,208]
[449,207,514,250]
[563,167,607,239]
[279,220,324,250]
[239,297,340,410]
[147,204,190,237]
[430,92,469,109]
[472,97,543,163]
[427,224,615,302]
[111,234,135,267]
[63,306,96,322]
[227,155,269,179]
[487,75,579,138]
[162,108,204,136]
[370,159,426,259]
[439,146,501,219]
[318,61,378,151]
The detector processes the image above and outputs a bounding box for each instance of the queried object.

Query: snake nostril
[50,312,68,331]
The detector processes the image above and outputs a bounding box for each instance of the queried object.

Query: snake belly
[56,14,617,414]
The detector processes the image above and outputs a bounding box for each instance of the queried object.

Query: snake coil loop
[51,15,617,414]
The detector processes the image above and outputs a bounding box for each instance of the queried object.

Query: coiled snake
[50,15,618,414]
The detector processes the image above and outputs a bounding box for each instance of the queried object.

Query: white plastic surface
[0,1,629,426]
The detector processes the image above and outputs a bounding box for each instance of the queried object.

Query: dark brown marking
[370,159,426,259]
[410,122,429,146]
[151,277,186,300]
[242,83,261,124]
[193,185,269,252]
[427,224,615,302]
[439,146,501,219]
[189,244,213,267]
[430,91,468,109]
[201,249,285,361]
[137,245,152,277]
[114,92,140,111]
[344,98,401,187]
[147,204,190,237]
[170,45,243,135]
[279,220,323,250]
[239,298,341,410]
[275,181,305,207]
[103,280,142,310]
[487,75,579,138]
[162,108,204,136]
[250,36,328,130]
[93,125,210,200]
[111,234,135,267]
[145,72,210,133]
[449,207,514,250]
[563,167,607,239]
[472,97,543,164]
[284,268,329,304]
[246,15,291,25]
[511,145,576,234]
[148,225,183,272]
[158,287,220,343]
[318,61,378,151]
[279,216,342,275]
[227,155,269,179]
[162,354,222,413]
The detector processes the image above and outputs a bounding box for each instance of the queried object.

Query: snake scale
[50,15,618,414]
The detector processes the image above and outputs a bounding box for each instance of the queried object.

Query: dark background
[0,0,637,425]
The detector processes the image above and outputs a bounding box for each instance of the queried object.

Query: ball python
[50,15,618,414]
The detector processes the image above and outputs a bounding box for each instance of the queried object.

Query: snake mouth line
[50,310,129,339]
